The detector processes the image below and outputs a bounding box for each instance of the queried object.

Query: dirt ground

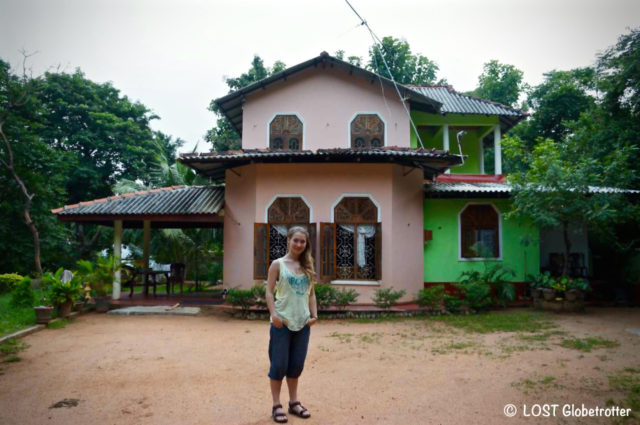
[0,308,639,425]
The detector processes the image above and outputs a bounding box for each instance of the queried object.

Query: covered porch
[51,185,225,302]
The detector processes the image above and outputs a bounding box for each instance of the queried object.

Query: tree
[468,60,526,107]
[206,56,286,151]
[503,135,635,276]
[367,36,442,85]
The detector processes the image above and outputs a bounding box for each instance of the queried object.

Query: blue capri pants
[268,324,310,380]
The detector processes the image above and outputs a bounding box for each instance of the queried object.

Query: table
[138,269,170,296]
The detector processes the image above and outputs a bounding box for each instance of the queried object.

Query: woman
[265,226,318,423]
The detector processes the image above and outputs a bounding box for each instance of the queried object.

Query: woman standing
[265,226,318,423]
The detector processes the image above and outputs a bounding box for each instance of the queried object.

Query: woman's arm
[307,282,318,326]
[265,261,284,328]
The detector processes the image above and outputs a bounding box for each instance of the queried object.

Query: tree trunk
[24,197,42,275]
[562,221,571,277]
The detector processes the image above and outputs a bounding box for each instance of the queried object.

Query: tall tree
[206,56,286,151]
[468,60,526,107]
[367,36,442,85]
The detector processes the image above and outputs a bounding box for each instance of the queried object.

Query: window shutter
[375,223,382,280]
[254,223,269,279]
[308,222,317,273]
[319,223,336,282]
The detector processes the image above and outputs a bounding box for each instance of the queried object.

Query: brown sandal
[288,401,311,419]
[272,404,288,423]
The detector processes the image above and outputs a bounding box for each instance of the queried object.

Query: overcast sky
[1,0,638,153]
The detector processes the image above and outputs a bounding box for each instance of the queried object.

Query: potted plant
[43,268,83,318]
[34,292,54,324]
[76,257,116,312]
[565,277,590,301]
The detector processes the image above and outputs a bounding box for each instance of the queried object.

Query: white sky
[1,0,638,153]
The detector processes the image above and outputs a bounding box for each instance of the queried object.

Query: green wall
[410,112,499,175]
[423,198,540,282]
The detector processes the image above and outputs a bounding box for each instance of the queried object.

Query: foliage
[367,36,442,85]
[458,264,516,307]
[0,292,39,336]
[225,288,254,317]
[0,273,23,294]
[416,285,445,309]
[432,311,557,333]
[372,287,406,310]
[42,268,83,305]
[443,295,463,313]
[455,281,492,310]
[333,287,359,310]
[468,60,527,107]
[251,284,266,308]
[75,256,116,297]
[9,276,35,308]
[527,271,555,289]
[206,56,286,151]
[528,272,590,293]
[334,50,362,67]
[313,284,335,309]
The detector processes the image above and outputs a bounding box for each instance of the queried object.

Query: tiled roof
[52,186,224,216]
[409,86,526,117]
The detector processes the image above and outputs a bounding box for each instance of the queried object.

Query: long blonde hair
[287,226,315,282]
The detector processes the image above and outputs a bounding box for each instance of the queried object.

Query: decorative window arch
[253,196,316,279]
[350,113,385,148]
[269,114,303,150]
[320,196,381,282]
[459,203,501,260]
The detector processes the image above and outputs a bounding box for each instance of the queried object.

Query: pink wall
[222,163,423,303]
[241,67,411,150]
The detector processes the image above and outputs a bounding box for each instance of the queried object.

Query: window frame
[348,112,387,149]
[458,202,503,261]
[267,113,305,150]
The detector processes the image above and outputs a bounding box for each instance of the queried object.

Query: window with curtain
[320,197,381,281]
[460,204,500,258]
[270,115,303,150]
[350,114,384,148]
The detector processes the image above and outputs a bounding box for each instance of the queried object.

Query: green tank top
[272,258,311,331]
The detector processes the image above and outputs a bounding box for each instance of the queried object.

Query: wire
[344,0,426,149]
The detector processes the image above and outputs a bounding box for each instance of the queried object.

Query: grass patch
[0,293,39,337]
[432,340,477,355]
[517,330,566,342]
[0,338,29,356]
[431,310,557,334]
[328,332,353,343]
[559,337,620,352]
[607,367,640,424]
[360,332,382,343]
[352,315,407,324]
[47,319,68,329]
[512,374,563,395]
[3,356,21,363]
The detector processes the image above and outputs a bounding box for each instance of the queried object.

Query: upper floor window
[270,115,303,150]
[350,114,384,148]
[460,204,500,259]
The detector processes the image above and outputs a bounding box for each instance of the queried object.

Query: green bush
[372,287,406,310]
[251,284,266,308]
[456,281,492,311]
[314,284,335,309]
[333,287,359,310]
[444,294,463,313]
[226,288,255,317]
[0,274,23,294]
[416,285,445,309]
[43,268,83,306]
[459,264,515,307]
[10,277,35,309]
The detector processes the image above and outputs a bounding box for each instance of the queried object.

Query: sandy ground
[0,308,639,425]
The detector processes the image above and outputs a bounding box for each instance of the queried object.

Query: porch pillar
[443,124,450,174]
[479,137,485,174]
[493,125,502,175]
[143,220,151,271]
[113,220,122,300]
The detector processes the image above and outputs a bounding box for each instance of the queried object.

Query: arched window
[460,204,500,259]
[253,196,316,279]
[270,115,303,150]
[350,114,384,148]
[320,197,381,281]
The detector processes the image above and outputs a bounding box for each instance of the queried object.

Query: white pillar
[493,125,502,175]
[479,137,485,174]
[113,220,122,300]
[443,124,450,174]
[143,220,151,271]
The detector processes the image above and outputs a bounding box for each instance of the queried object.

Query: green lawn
[0,293,37,337]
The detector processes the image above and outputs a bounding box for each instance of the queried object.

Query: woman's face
[288,232,307,256]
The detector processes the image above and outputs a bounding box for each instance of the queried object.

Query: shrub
[251,284,267,308]
[456,281,492,311]
[226,288,255,317]
[416,285,445,309]
[372,287,406,310]
[314,284,335,309]
[333,287,359,310]
[10,277,35,309]
[444,294,463,313]
[459,264,515,307]
[0,274,23,294]
[43,268,83,306]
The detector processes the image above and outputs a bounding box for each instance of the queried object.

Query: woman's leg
[268,325,291,419]
[286,325,311,417]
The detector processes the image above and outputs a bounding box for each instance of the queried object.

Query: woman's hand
[272,315,284,328]
[306,317,318,327]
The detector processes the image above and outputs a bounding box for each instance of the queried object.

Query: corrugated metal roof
[425,182,640,197]
[409,86,525,117]
[52,186,225,216]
